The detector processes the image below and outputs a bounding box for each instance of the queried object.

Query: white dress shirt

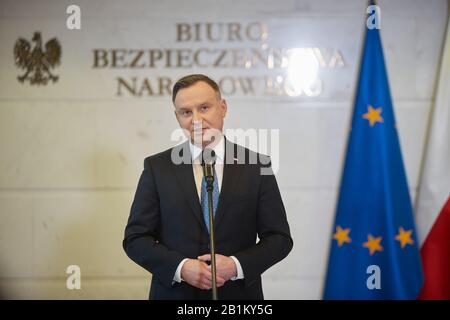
[173,136,244,283]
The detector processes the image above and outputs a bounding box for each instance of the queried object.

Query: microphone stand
[202,156,218,300]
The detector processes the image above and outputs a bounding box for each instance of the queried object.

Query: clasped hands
[180,254,237,290]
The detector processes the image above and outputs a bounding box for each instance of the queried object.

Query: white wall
[0,0,448,299]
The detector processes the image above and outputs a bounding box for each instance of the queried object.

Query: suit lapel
[214,138,245,231]
[171,141,209,234]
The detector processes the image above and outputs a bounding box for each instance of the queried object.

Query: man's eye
[201,105,209,111]
[182,110,192,116]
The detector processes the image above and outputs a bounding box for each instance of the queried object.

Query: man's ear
[221,99,228,117]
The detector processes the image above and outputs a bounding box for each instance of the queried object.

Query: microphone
[200,148,218,300]
[201,149,216,190]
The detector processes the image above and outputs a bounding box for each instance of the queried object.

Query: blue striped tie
[200,168,219,234]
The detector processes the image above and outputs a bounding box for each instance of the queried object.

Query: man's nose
[192,120,203,132]
[192,110,203,123]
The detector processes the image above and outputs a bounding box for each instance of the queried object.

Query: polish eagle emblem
[14,32,61,85]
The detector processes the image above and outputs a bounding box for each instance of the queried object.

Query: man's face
[174,81,227,148]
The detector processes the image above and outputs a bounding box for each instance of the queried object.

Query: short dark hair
[172,74,221,104]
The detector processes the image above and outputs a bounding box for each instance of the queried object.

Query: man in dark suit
[123,74,293,300]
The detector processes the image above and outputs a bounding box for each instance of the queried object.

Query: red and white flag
[416,18,450,300]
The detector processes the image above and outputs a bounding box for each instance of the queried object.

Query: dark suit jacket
[123,138,293,300]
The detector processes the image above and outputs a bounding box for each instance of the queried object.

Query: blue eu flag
[323,10,423,299]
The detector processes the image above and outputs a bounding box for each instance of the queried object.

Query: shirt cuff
[229,256,244,280]
[173,258,189,284]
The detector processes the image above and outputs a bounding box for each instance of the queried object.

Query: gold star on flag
[362,105,384,126]
[395,227,414,248]
[363,234,383,255]
[333,226,351,247]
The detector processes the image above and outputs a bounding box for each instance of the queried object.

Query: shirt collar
[189,134,225,164]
